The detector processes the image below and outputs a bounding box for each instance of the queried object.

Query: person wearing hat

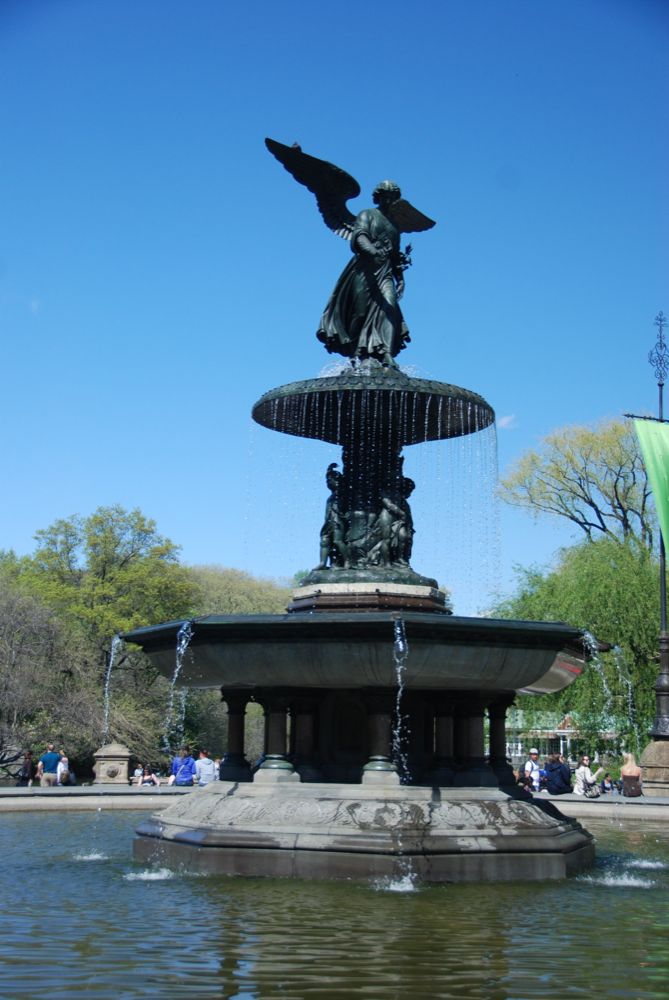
[523,748,541,792]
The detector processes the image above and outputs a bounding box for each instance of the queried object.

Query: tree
[24,505,198,667]
[0,565,103,773]
[6,506,198,757]
[499,420,655,549]
[188,565,292,615]
[494,537,660,752]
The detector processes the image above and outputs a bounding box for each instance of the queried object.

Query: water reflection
[0,813,668,998]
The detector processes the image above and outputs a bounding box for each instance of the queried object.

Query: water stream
[161,620,194,753]
[102,634,123,745]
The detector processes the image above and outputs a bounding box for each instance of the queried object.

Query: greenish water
[1,812,668,999]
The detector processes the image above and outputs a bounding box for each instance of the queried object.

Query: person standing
[16,750,35,787]
[195,749,217,787]
[523,748,542,792]
[36,743,61,787]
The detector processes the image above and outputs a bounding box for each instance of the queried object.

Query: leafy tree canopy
[188,565,292,615]
[20,505,198,655]
[499,419,655,549]
[495,537,660,752]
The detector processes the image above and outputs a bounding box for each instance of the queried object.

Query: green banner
[634,418,669,547]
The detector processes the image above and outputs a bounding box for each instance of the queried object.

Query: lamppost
[639,311,669,793]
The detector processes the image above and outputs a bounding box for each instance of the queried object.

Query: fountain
[124,139,594,880]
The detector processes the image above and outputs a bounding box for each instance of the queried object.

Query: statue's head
[373,180,401,206]
[401,477,415,497]
[326,462,341,491]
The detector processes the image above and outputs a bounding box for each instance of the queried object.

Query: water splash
[123,868,174,882]
[374,873,418,893]
[161,621,194,754]
[73,851,109,862]
[102,635,123,745]
[578,873,655,889]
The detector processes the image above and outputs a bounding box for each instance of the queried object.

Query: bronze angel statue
[266,138,436,367]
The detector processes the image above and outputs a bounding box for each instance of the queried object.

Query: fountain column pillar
[362,690,400,786]
[290,695,323,782]
[219,690,253,782]
[255,690,299,782]
[428,696,455,785]
[453,695,497,787]
[487,694,516,788]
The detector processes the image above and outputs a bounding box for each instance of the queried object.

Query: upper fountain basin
[252,367,495,445]
[122,612,587,695]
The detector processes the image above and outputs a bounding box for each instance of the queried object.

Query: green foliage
[0,565,103,771]
[22,506,198,663]
[500,419,655,549]
[495,538,660,752]
[0,509,296,769]
[188,565,292,615]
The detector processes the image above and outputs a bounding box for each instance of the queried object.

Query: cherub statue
[266,138,436,367]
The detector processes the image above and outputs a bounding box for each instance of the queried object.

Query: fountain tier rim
[122,612,589,696]
[251,369,495,444]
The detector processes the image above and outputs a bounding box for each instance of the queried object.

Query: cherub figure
[266,138,436,367]
[317,462,347,569]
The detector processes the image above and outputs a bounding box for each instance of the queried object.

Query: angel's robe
[316,208,409,363]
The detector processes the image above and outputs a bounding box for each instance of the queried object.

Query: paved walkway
[1,784,668,821]
[0,784,191,811]
[533,789,669,822]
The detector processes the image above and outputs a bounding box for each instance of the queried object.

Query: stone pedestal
[640,739,669,796]
[93,742,131,784]
[134,781,595,882]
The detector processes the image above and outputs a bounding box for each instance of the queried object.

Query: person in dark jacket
[544,752,572,795]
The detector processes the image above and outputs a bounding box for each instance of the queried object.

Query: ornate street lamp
[634,312,669,794]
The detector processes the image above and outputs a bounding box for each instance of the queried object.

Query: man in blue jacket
[36,742,61,787]
[168,747,196,786]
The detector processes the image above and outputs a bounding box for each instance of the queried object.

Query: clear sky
[1,0,667,614]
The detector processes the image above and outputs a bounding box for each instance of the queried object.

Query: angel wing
[387,199,436,234]
[265,137,360,241]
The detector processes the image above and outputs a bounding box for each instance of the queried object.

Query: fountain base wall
[134,782,594,882]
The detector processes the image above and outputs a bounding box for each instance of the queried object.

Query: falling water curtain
[634,418,669,547]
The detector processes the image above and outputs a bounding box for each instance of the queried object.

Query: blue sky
[1,0,667,613]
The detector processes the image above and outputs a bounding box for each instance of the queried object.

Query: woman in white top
[56,755,72,786]
[574,755,603,795]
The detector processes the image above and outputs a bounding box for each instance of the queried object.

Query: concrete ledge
[0,786,192,812]
[530,791,669,822]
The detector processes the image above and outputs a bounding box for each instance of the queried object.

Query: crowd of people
[517,748,643,798]
[16,740,645,798]
[133,747,221,788]
[15,744,76,787]
[14,742,221,789]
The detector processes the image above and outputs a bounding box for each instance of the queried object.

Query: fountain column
[453,695,497,787]
[428,696,455,785]
[290,695,323,781]
[255,690,299,781]
[487,694,516,788]
[219,690,253,782]
[362,690,400,785]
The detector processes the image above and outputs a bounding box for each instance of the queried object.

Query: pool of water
[1,811,668,998]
